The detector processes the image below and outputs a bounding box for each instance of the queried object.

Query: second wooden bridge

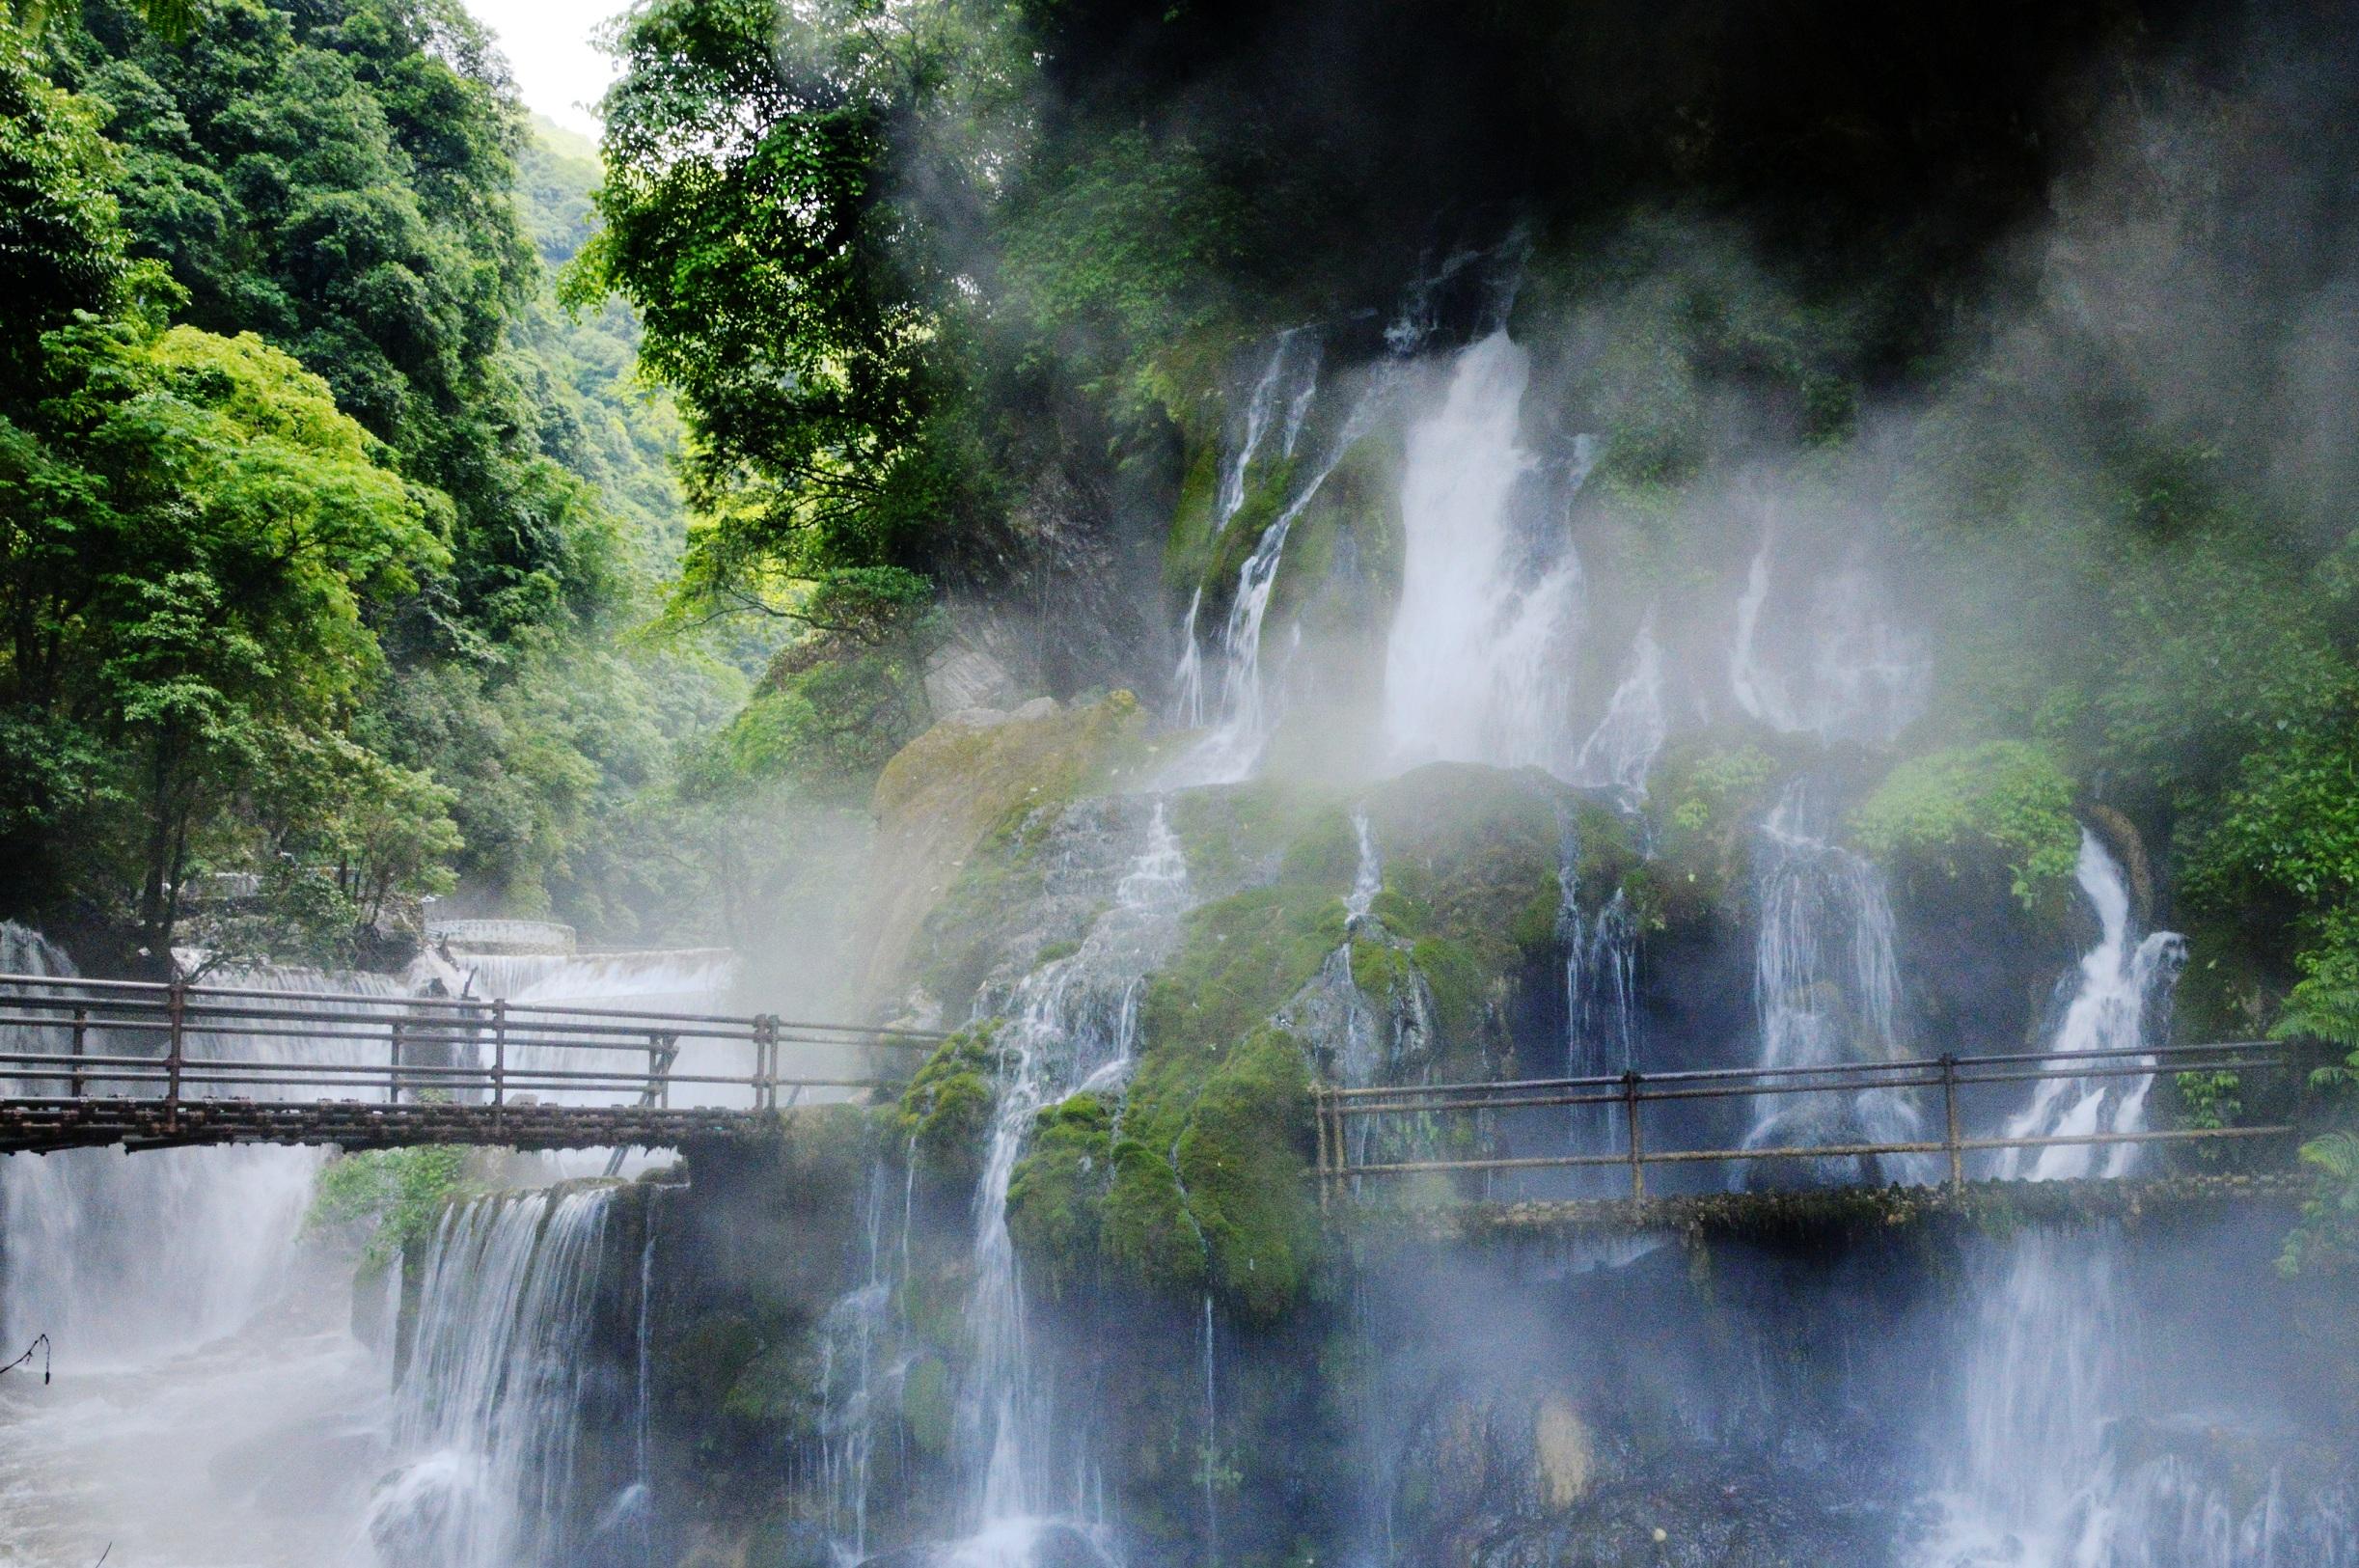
[1313,1038,2311,1203]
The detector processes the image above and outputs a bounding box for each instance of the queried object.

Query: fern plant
[2272,912,2359,1274]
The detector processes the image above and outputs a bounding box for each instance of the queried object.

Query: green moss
[1408,937,1487,1046]
[1138,883,1349,1054]
[1169,1029,1320,1319]
[1360,764,1569,1063]
[722,1337,823,1434]
[888,692,1152,1008]
[1103,1135,1211,1293]
[900,1355,954,1456]
[668,1311,763,1418]
[1167,779,1351,894]
[1650,736,1787,919]
[895,1024,1004,1185]
[1264,424,1406,631]
[1850,740,2079,912]
[1005,1092,1116,1298]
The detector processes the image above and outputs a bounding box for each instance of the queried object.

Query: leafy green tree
[22,319,443,958]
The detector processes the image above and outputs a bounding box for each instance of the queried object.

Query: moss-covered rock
[895,1024,1005,1188]
[1849,738,2080,917]
[1005,1091,1116,1299]
[851,692,1150,1017]
[1139,883,1351,1054]
[1649,734,1785,921]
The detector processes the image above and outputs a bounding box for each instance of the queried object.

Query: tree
[13,318,441,961]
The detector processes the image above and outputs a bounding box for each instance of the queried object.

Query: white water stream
[0,924,725,1567]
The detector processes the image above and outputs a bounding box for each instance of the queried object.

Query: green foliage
[2279,1131,2359,1279]
[305,1144,470,1263]
[0,18,751,954]
[1850,741,2081,911]
[1,311,446,949]
[2271,910,2359,1277]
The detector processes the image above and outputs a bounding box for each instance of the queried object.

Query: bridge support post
[753,1014,779,1113]
[1622,1070,1645,1201]
[1313,1086,1331,1210]
[389,1019,403,1107]
[164,978,185,1132]
[491,999,507,1136]
[69,1007,86,1099]
[1941,1054,1963,1190]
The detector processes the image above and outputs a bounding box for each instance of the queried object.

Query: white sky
[467,0,623,139]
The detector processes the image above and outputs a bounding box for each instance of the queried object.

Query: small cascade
[1728,531,1930,749]
[1172,588,1207,728]
[1199,1295,1221,1566]
[1380,331,1590,771]
[1171,387,1387,785]
[452,948,737,1013]
[1297,811,1439,1170]
[370,1185,617,1568]
[1991,829,2186,1182]
[1568,615,1668,802]
[1904,824,2354,1566]
[817,1159,912,1561]
[951,804,1193,1558]
[1214,329,1320,534]
[1741,782,1927,1185]
[1553,822,1640,1186]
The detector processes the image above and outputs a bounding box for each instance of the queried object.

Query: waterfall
[1214,329,1319,534]
[1173,588,1207,728]
[370,1185,617,1568]
[1904,827,2356,1566]
[1568,615,1668,802]
[949,804,1192,1560]
[1380,331,1590,771]
[452,948,736,1012]
[1551,816,1640,1189]
[0,936,411,1366]
[1199,1294,1221,1566]
[1728,530,1930,749]
[1991,830,2185,1181]
[1169,387,1385,786]
[1741,782,1928,1186]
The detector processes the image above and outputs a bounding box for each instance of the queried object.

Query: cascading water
[946,804,1193,1563]
[1170,385,1386,786]
[0,940,412,1366]
[1214,330,1320,535]
[1906,836,2359,1564]
[1992,831,2185,1182]
[1729,530,1931,748]
[371,1185,619,1568]
[1380,332,1591,772]
[1569,615,1668,802]
[1742,782,1928,1186]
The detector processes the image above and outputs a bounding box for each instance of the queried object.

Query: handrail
[0,975,946,1154]
[1312,1038,2305,1204]
[0,973,942,1045]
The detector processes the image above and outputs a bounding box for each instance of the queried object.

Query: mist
[4,0,2359,1565]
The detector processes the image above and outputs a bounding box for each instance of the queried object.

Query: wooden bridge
[1312,1038,2313,1213]
[0,972,943,1155]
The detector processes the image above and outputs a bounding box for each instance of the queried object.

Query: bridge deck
[1354,1171,2317,1241]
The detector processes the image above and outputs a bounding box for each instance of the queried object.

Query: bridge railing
[0,972,943,1123]
[1313,1039,2304,1202]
